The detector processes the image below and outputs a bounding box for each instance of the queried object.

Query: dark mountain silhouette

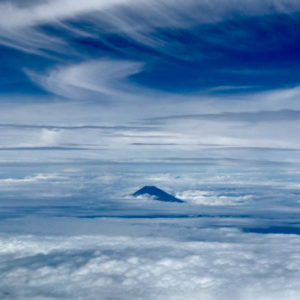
[133,186,184,203]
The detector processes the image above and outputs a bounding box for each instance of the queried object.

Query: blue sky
[2,1,300,95]
[0,0,300,161]
[1,1,300,300]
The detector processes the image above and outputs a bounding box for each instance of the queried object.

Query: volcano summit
[133,186,184,203]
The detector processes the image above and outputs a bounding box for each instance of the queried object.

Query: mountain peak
[133,186,184,203]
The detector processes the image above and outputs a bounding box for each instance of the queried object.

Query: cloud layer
[1,230,300,300]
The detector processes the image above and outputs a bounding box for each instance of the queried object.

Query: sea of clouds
[0,161,300,299]
[1,227,300,300]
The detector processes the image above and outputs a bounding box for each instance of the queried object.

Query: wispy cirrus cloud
[0,1,300,162]
[0,0,300,69]
[27,59,144,99]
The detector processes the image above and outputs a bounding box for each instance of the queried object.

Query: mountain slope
[133,186,184,203]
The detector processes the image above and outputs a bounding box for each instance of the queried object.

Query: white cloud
[39,129,61,146]
[0,0,127,29]
[1,0,300,55]
[176,190,253,205]
[28,59,144,99]
[0,173,62,184]
[0,231,300,300]
[1,0,300,162]
[1,0,300,31]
